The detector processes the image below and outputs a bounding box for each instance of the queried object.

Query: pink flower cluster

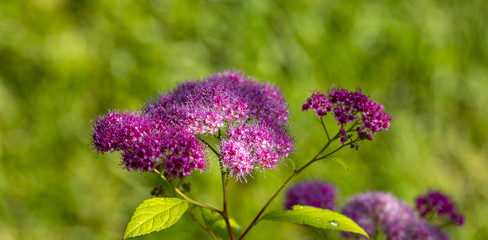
[220,120,294,180]
[341,192,449,240]
[92,71,293,179]
[145,71,293,179]
[145,71,289,135]
[302,88,392,144]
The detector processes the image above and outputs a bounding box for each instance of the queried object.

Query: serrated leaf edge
[124,198,188,239]
[261,205,369,239]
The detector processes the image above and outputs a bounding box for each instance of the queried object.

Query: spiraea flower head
[91,111,207,178]
[283,180,337,210]
[220,119,294,180]
[341,192,416,239]
[144,71,289,135]
[416,191,465,226]
[92,71,294,180]
[302,88,392,144]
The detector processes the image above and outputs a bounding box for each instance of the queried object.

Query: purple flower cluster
[92,111,206,177]
[283,180,337,210]
[341,192,417,239]
[146,71,293,179]
[302,88,392,144]
[416,191,465,226]
[341,192,451,240]
[92,71,293,179]
[145,71,289,135]
[384,219,448,240]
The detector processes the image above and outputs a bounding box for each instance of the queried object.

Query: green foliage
[262,205,369,238]
[201,208,241,240]
[124,198,188,239]
[209,218,241,240]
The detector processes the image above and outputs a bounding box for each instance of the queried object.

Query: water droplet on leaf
[329,220,339,227]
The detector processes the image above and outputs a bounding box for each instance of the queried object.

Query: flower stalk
[222,172,236,240]
[154,169,223,215]
[187,210,219,240]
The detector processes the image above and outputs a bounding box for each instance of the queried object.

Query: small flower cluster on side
[92,71,293,179]
[302,88,392,145]
[416,191,465,226]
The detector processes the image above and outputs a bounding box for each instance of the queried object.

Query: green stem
[187,210,219,240]
[320,117,331,141]
[200,137,220,158]
[153,169,223,215]
[199,136,236,239]
[314,140,359,161]
[222,172,236,240]
[238,170,298,240]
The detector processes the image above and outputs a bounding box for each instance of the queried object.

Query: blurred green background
[1,0,487,239]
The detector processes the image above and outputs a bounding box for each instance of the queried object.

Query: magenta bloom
[341,192,416,239]
[92,71,293,179]
[91,111,207,177]
[144,71,293,179]
[302,88,392,144]
[416,191,464,226]
[284,180,337,210]
[145,71,289,135]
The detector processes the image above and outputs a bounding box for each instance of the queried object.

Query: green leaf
[330,157,350,171]
[123,198,188,239]
[200,208,241,240]
[262,205,369,239]
[200,207,221,226]
[210,218,242,240]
